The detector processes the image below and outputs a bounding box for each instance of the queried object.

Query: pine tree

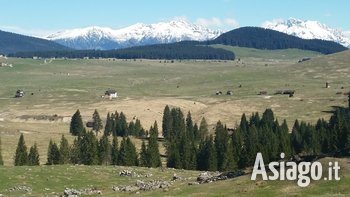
[162,105,172,140]
[47,140,60,165]
[207,135,217,171]
[104,112,113,136]
[139,140,148,167]
[111,137,119,165]
[70,109,84,136]
[98,135,111,165]
[118,112,128,136]
[0,136,3,165]
[214,121,229,171]
[128,121,136,136]
[92,109,103,135]
[59,135,70,164]
[147,121,162,167]
[14,134,28,166]
[134,119,143,137]
[79,131,98,165]
[118,137,138,166]
[186,112,194,142]
[28,143,40,166]
[221,139,236,171]
[198,117,209,141]
[70,138,81,164]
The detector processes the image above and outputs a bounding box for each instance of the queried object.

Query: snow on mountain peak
[262,18,350,48]
[47,20,222,50]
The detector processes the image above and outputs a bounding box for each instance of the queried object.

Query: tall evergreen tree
[47,140,60,165]
[118,137,138,166]
[134,119,143,137]
[207,135,217,171]
[147,121,162,167]
[92,109,103,135]
[70,109,84,136]
[104,112,113,136]
[139,140,148,167]
[28,143,40,166]
[79,131,98,165]
[162,105,172,140]
[198,117,208,142]
[98,135,111,165]
[186,112,194,142]
[214,121,229,171]
[111,137,119,165]
[59,135,70,164]
[70,138,81,164]
[14,134,28,166]
[117,112,128,136]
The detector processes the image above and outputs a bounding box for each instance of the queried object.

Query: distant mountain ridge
[262,18,350,48]
[47,20,222,50]
[0,30,69,54]
[208,27,347,54]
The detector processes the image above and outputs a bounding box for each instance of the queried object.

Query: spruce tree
[47,140,60,165]
[0,136,3,165]
[186,112,194,142]
[111,137,119,165]
[118,112,128,136]
[79,131,98,165]
[198,117,208,142]
[92,109,103,135]
[14,134,28,166]
[118,137,138,166]
[162,105,172,140]
[147,121,161,167]
[28,143,40,166]
[98,135,111,165]
[214,121,229,171]
[104,112,113,136]
[139,140,148,167]
[70,109,84,136]
[70,138,81,164]
[134,119,142,137]
[59,135,70,164]
[207,135,217,171]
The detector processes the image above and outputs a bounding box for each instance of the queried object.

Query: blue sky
[0,0,349,37]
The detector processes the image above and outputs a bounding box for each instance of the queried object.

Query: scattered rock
[188,182,200,185]
[172,173,181,181]
[119,169,152,178]
[112,180,172,193]
[7,185,32,193]
[196,171,245,184]
[62,187,102,197]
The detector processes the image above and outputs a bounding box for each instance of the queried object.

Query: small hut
[104,90,118,99]
[15,90,24,98]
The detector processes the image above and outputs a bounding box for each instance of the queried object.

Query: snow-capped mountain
[262,18,350,48]
[47,20,222,50]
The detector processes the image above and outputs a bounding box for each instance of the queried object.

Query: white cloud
[195,17,239,30]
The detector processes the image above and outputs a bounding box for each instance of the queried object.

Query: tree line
[6,95,350,169]
[9,43,235,60]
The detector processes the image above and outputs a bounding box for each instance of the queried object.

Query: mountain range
[46,20,222,50]
[262,18,350,48]
[0,30,69,54]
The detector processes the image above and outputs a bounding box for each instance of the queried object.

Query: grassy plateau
[0,47,349,196]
